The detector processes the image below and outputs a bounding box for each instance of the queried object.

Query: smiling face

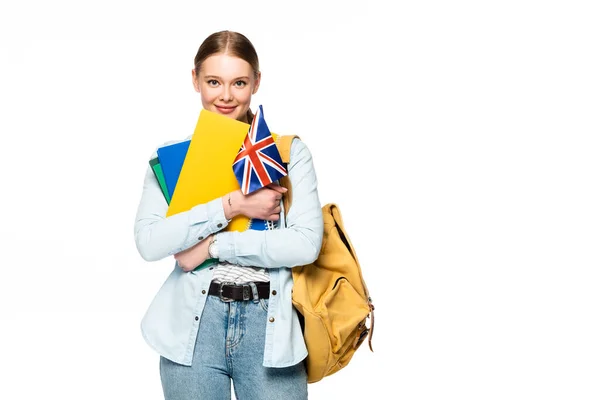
[192,53,261,123]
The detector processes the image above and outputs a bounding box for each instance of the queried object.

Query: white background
[1,0,599,399]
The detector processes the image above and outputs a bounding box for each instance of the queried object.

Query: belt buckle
[219,281,236,302]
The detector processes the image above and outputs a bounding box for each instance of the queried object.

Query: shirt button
[217,223,223,228]
[195,316,199,321]
[209,267,214,270]
[271,290,277,295]
[269,317,275,323]
[202,290,206,294]
[198,236,204,241]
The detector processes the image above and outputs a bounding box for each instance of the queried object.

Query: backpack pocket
[318,277,371,353]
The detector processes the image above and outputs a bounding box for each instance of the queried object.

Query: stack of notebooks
[149,140,190,204]
[150,108,285,271]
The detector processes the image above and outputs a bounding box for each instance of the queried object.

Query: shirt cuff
[183,197,229,248]
[215,231,236,262]
[205,197,229,232]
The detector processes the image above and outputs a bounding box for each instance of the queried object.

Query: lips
[215,105,236,114]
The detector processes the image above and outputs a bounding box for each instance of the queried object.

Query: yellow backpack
[276,135,375,383]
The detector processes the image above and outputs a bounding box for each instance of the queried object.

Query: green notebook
[149,156,215,271]
[149,157,171,204]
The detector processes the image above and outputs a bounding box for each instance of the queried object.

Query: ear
[252,71,261,94]
[192,69,201,93]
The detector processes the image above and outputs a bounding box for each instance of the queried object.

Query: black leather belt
[208,281,270,301]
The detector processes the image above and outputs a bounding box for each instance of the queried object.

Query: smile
[215,105,237,114]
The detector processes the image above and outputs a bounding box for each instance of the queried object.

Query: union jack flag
[233,105,287,195]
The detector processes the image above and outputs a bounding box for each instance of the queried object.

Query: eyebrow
[204,75,250,81]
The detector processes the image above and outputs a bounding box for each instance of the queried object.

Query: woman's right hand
[224,183,287,221]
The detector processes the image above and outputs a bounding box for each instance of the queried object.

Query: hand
[240,183,287,221]
[225,184,287,221]
[174,235,212,272]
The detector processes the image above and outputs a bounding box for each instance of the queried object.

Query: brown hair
[194,31,260,123]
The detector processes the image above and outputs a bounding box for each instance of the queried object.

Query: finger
[267,183,288,194]
[265,212,280,221]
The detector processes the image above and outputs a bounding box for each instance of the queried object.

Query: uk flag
[232,105,287,195]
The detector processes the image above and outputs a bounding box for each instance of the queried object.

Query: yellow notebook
[166,109,281,232]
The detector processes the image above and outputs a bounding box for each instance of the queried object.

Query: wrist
[224,190,242,219]
[223,192,234,219]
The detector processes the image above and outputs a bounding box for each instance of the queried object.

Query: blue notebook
[157,140,191,200]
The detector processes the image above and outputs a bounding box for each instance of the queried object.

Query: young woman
[134,30,323,399]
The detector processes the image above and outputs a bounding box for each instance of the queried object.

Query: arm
[172,184,288,271]
[216,139,324,268]
[133,146,230,262]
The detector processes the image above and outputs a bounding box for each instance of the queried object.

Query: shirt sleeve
[215,139,324,268]
[133,144,230,262]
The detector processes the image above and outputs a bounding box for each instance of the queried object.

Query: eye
[207,79,219,87]
[234,80,247,88]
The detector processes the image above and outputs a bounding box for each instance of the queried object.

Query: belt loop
[247,282,260,303]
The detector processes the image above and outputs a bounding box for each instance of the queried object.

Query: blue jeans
[159,293,308,400]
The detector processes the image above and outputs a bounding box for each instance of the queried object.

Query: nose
[220,86,233,102]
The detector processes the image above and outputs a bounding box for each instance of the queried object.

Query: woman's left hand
[174,235,212,272]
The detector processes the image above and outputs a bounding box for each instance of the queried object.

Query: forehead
[200,53,253,78]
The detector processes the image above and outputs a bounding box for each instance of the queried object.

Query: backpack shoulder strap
[275,134,300,163]
[275,135,300,218]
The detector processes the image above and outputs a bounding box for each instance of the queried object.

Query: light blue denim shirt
[134,137,323,368]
